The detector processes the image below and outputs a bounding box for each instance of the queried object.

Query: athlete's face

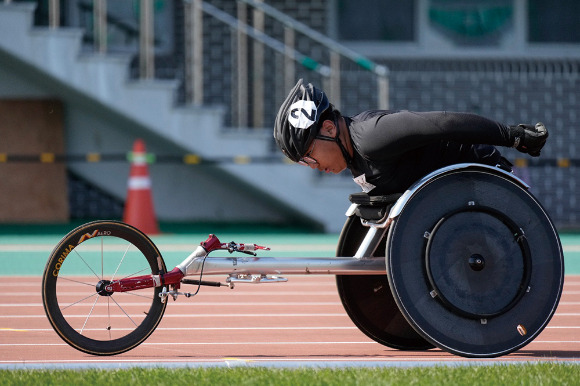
[301,120,348,174]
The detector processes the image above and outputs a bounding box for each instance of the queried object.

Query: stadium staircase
[0,2,356,232]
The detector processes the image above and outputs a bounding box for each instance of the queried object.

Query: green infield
[1,363,580,385]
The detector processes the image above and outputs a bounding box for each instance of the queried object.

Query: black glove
[510,122,548,157]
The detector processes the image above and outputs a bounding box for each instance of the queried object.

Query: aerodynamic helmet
[273,79,331,162]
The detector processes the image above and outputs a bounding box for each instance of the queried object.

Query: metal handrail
[240,0,389,78]
[184,0,334,126]
[198,1,331,77]
[240,0,389,111]
[20,0,390,125]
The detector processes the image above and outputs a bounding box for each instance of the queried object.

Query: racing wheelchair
[42,163,564,358]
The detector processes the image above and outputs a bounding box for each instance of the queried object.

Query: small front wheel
[42,220,167,355]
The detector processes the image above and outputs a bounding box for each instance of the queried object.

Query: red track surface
[1,275,579,367]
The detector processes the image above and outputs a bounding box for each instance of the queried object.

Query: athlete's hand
[510,122,548,157]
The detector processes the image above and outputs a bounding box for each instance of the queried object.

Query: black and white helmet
[273,79,330,162]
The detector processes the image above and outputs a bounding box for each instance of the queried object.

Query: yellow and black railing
[0,152,575,168]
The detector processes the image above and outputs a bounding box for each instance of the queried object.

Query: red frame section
[104,234,269,293]
[105,267,184,293]
[105,234,223,293]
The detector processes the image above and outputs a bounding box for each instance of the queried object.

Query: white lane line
[7,298,580,308]
[0,340,578,348]
[2,312,580,318]
[0,281,337,285]
[0,302,344,307]
[1,325,578,333]
[0,341,376,347]
[0,291,340,297]
[1,326,358,332]
[0,313,349,318]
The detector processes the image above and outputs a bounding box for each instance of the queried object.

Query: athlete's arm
[362,111,512,160]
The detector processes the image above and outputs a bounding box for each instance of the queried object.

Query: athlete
[273,79,549,194]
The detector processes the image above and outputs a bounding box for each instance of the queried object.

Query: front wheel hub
[96,280,114,296]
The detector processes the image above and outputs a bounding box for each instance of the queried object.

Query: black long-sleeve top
[346,110,513,194]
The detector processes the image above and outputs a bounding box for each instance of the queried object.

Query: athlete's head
[273,79,332,163]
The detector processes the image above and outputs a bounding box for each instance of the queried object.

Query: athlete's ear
[319,119,336,137]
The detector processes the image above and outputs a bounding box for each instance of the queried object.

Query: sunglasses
[298,139,319,166]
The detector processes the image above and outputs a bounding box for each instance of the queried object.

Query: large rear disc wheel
[386,169,564,358]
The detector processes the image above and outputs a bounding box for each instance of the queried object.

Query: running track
[1,274,579,368]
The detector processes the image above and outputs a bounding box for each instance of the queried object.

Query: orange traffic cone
[123,139,160,234]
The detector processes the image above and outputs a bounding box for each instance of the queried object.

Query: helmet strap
[315,116,353,168]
